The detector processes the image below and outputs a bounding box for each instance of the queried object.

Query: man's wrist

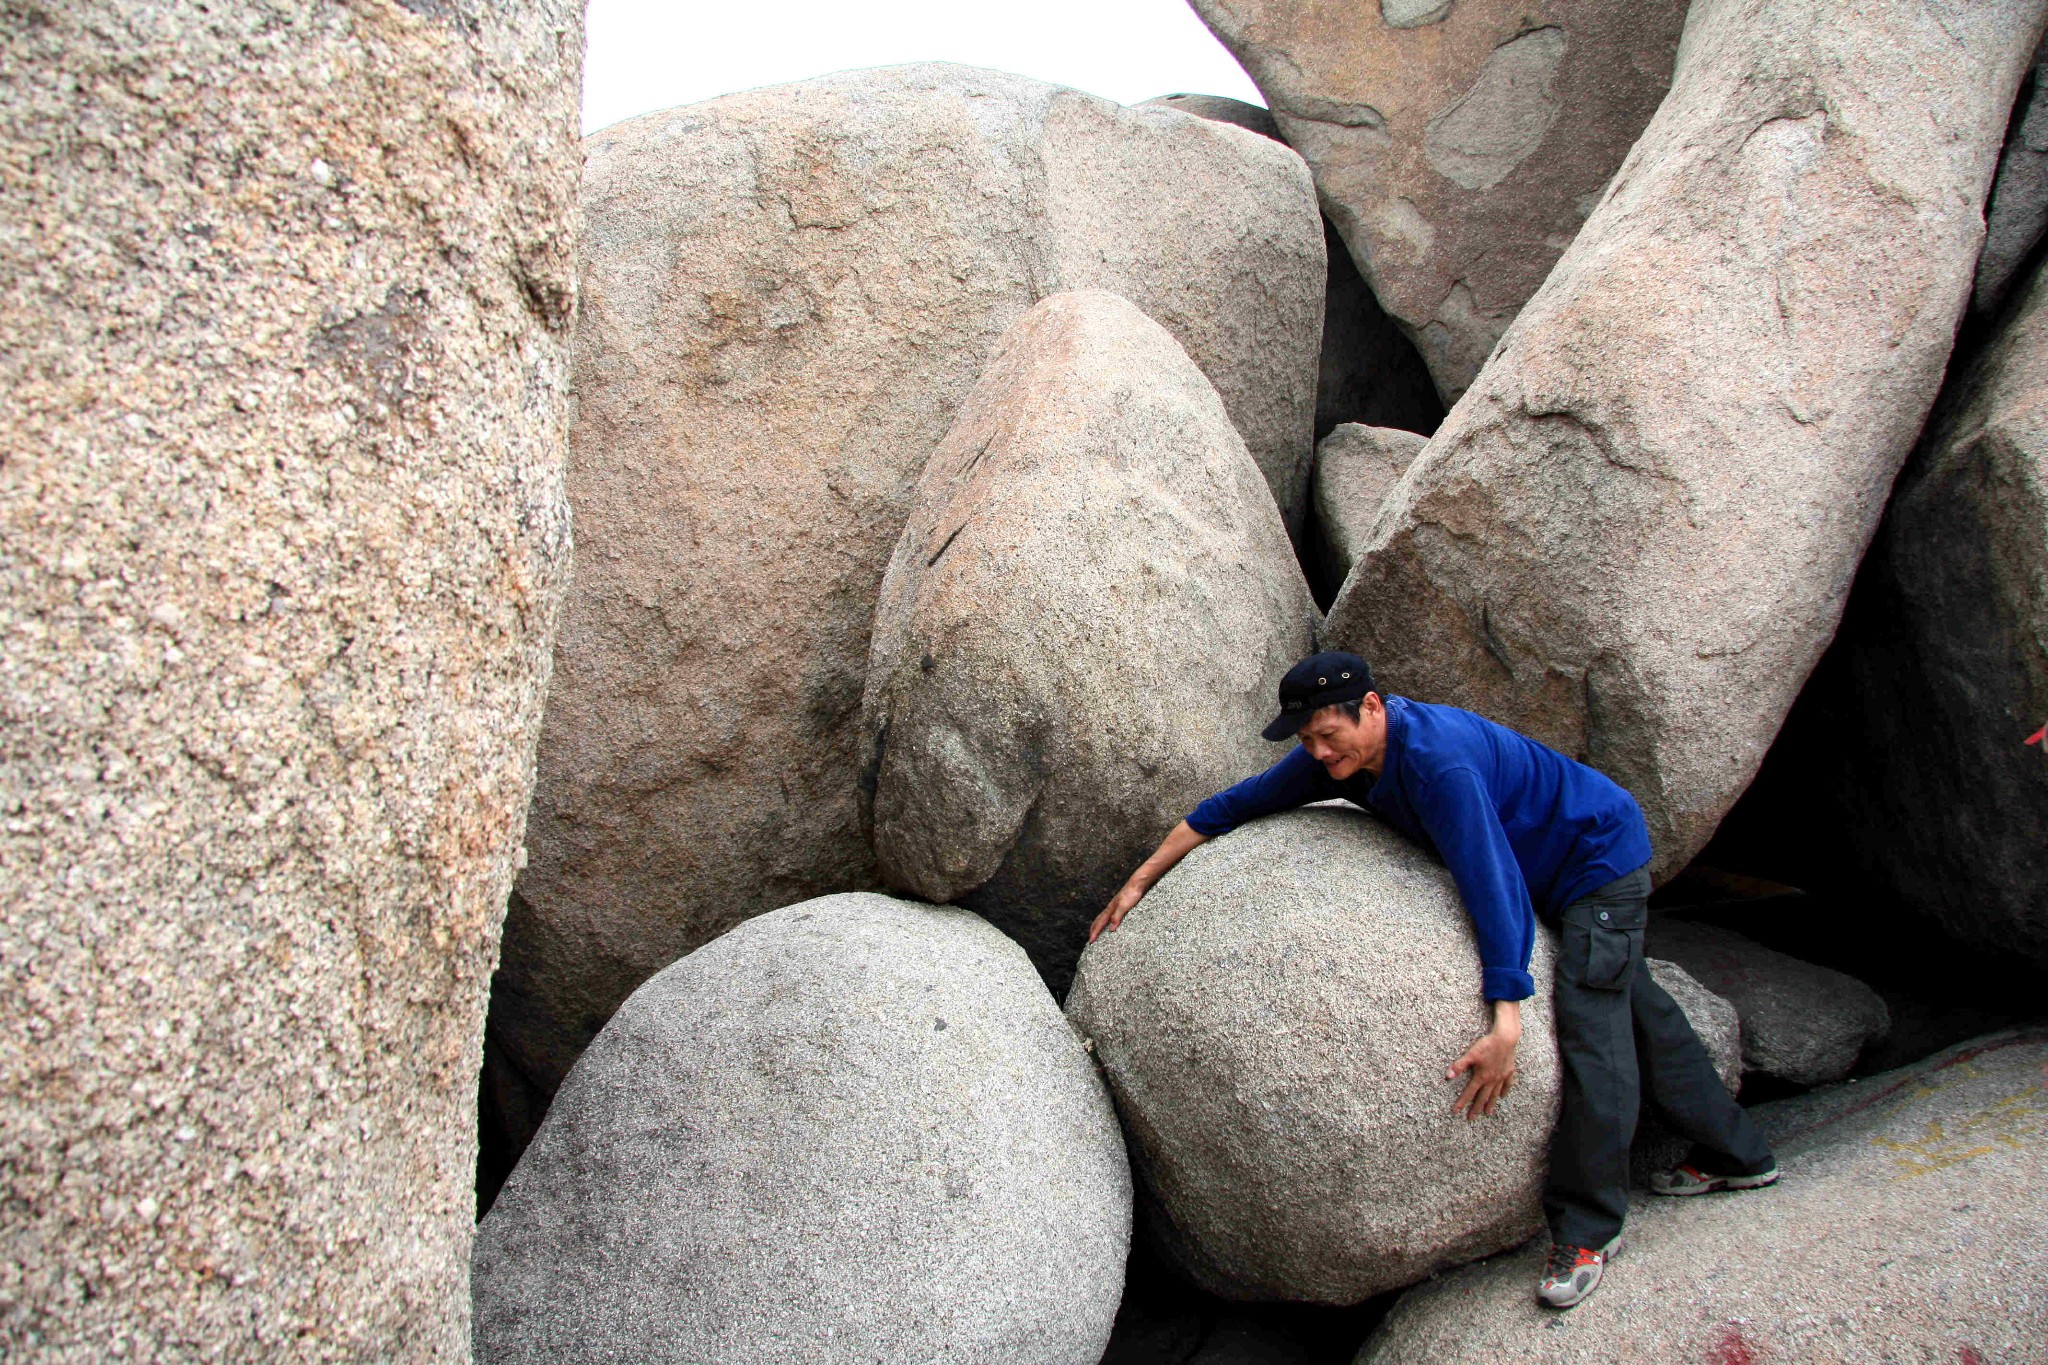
[1490,998,1523,1043]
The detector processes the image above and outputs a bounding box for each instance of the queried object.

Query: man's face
[1296,696,1385,781]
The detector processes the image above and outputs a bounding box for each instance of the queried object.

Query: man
[1087,651,1778,1309]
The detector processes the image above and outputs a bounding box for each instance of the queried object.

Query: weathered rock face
[1974,41,2048,320]
[1360,1028,2048,1363]
[862,291,1316,993]
[1804,254,2048,971]
[473,894,1131,1365]
[1326,0,2048,881]
[1645,921,1888,1086]
[1188,0,1689,403]
[503,64,1325,1117]
[1309,424,1427,600]
[0,2,580,1358]
[1067,807,1561,1304]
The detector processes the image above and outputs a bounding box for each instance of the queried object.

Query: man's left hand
[1447,999,1522,1120]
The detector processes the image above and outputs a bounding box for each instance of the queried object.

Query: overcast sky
[581,0,1265,135]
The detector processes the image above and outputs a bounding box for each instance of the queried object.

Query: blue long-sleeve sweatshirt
[1185,696,1652,1001]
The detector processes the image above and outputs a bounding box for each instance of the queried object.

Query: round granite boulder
[474,893,1132,1365]
[1067,806,1560,1304]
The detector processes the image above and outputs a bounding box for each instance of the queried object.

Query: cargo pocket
[1581,901,1646,991]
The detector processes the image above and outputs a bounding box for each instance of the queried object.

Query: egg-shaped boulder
[473,893,1132,1365]
[1067,806,1560,1304]
[861,290,1317,994]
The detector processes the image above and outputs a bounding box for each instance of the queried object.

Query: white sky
[581,0,1265,135]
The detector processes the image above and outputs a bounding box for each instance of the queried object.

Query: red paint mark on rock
[1709,1325,1758,1365]
[1959,1348,1986,1365]
[2028,723,2047,746]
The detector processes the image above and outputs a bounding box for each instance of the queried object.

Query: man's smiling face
[1295,694,1388,781]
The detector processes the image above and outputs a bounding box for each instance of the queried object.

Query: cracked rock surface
[1188,0,1688,404]
[0,0,582,1357]
[861,291,1315,994]
[1325,0,2048,881]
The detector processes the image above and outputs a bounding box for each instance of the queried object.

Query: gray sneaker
[1649,1161,1780,1196]
[1537,1236,1620,1309]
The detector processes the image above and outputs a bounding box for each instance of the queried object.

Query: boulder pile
[496,64,1327,1137]
[12,0,2048,1358]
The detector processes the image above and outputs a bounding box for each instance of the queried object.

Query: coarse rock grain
[1066,806,1561,1304]
[1188,0,1689,404]
[1645,921,1889,1087]
[0,1,581,1358]
[861,291,1316,992]
[472,893,1131,1365]
[1309,424,1427,599]
[1974,39,2048,321]
[1325,0,2048,881]
[1357,1028,2048,1363]
[500,64,1325,1126]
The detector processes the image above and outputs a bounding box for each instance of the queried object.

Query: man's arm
[1410,765,1539,1120]
[1090,747,1335,942]
[1088,820,1207,942]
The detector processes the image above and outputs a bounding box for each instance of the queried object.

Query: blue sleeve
[1185,745,1337,837]
[1409,766,1537,1001]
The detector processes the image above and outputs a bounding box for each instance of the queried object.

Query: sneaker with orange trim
[1649,1161,1780,1196]
[1536,1236,1620,1309]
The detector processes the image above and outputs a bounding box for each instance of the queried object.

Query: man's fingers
[1452,1072,1485,1116]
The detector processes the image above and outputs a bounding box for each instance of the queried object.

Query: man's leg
[1631,962,1776,1177]
[1542,868,1652,1252]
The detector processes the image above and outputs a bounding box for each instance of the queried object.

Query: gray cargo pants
[1544,866,1775,1249]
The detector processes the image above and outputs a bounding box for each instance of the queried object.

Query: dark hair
[1325,697,1364,721]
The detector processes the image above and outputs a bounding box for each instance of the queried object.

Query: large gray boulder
[1359,1028,2048,1362]
[1066,806,1561,1304]
[1326,0,2048,881]
[1188,0,1689,403]
[474,893,1132,1365]
[1309,424,1428,598]
[0,2,580,1357]
[862,291,1316,992]
[1974,41,2048,320]
[1811,252,2048,971]
[500,64,1326,1124]
[1645,921,1889,1086]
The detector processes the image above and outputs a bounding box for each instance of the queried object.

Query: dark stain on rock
[310,284,441,421]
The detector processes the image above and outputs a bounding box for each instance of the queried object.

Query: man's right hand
[1088,882,1147,942]
[1083,820,1209,946]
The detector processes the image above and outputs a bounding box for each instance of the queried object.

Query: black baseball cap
[1261,651,1377,741]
